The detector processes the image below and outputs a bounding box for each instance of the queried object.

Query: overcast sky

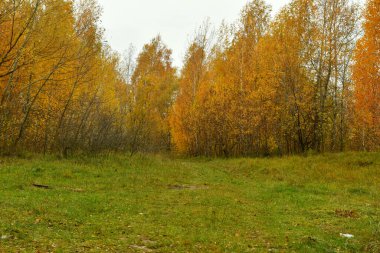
[97,0,292,67]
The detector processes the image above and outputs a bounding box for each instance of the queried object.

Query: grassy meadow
[0,152,379,252]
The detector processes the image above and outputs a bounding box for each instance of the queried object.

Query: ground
[0,152,379,252]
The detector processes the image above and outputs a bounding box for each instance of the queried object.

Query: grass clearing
[0,152,379,252]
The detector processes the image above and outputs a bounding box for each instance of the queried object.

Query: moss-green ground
[0,152,379,252]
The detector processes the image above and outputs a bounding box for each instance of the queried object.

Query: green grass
[0,152,379,252]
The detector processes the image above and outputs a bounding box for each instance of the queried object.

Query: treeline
[0,0,378,157]
[0,0,128,155]
[171,0,379,156]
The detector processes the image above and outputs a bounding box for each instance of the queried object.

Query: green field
[0,153,379,252]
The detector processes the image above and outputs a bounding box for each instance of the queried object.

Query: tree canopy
[0,0,378,156]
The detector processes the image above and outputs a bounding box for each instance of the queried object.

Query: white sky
[97,0,292,67]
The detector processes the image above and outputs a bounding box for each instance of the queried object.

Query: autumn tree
[352,0,380,150]
[127,36,177,153]
[170,0,361,157]
[170,21,212,155]
[0,0,128,155]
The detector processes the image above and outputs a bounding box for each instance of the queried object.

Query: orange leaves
[0,0,375,156]
[0,0,128,154]
[170,1,276,157]
[170,0,364,156]
[127,36,177,153]
[352,0,380,150]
